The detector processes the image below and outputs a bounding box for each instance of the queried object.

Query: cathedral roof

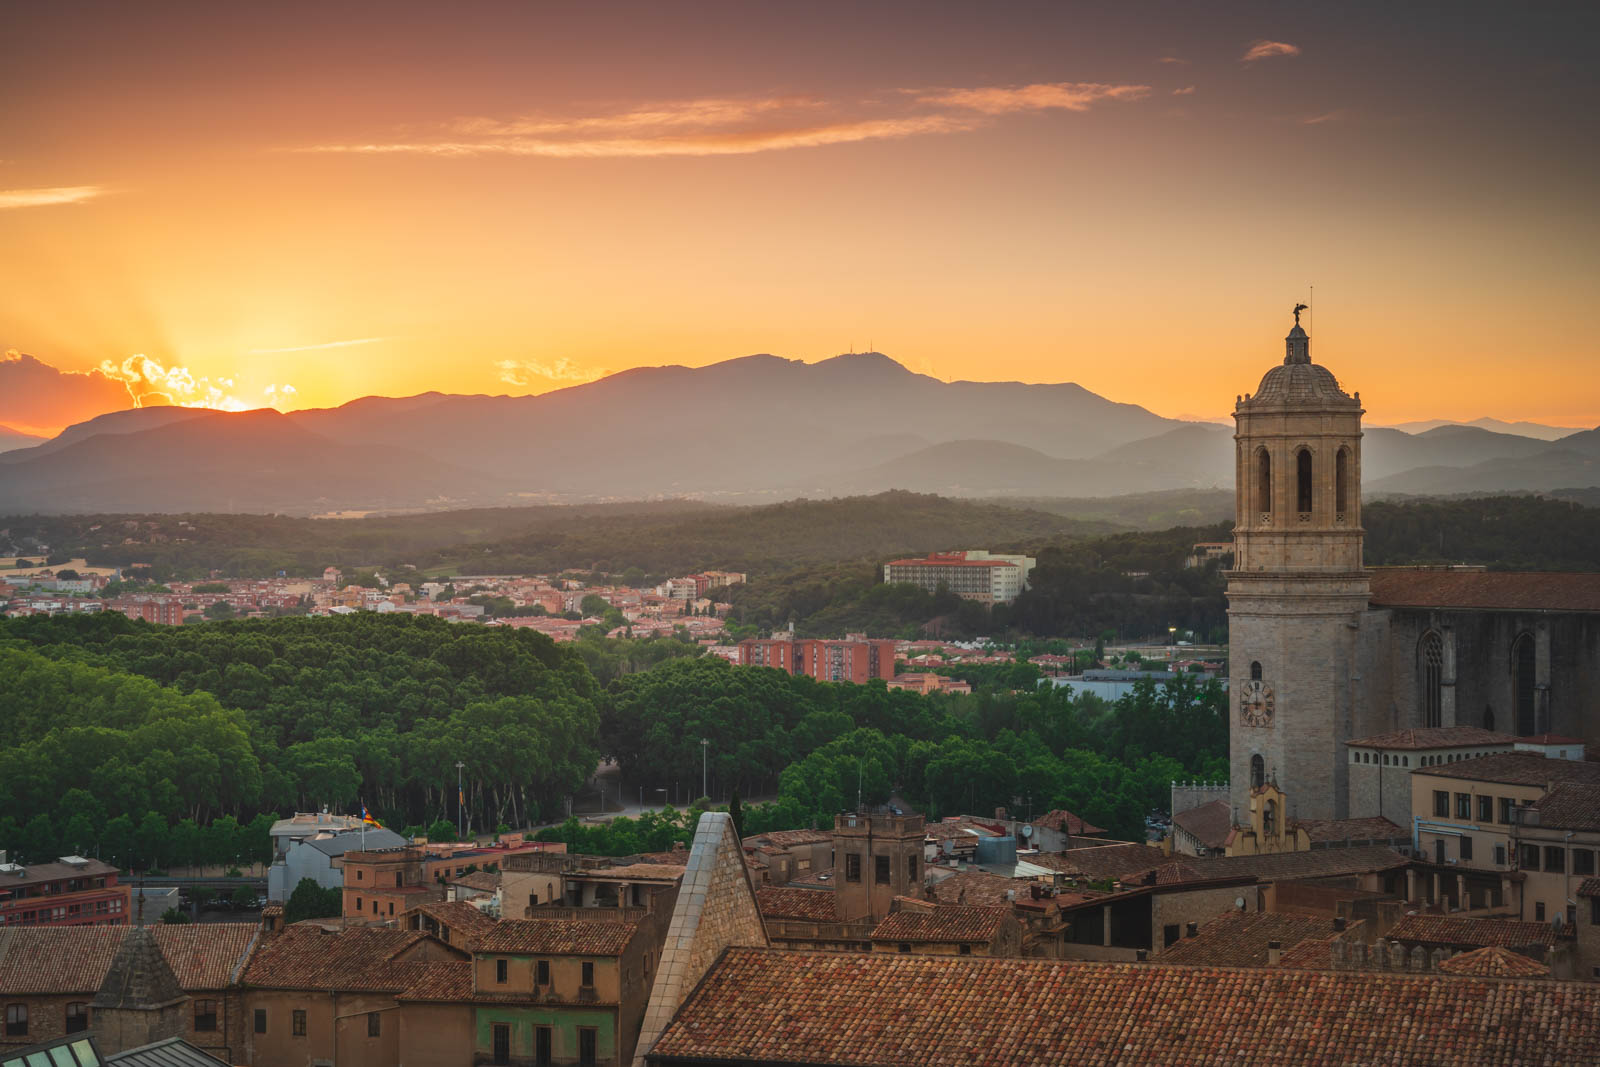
[1246,360,1357,408]
[1369,568,1600,612]
[1346,726,1516,750]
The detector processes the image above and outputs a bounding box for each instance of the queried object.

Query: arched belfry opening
[1296,449,1313,515]
[1257,449,1272,519]
[1250,660,1263,681]
[1335,447,1350,519]
[1250,754,1264,790]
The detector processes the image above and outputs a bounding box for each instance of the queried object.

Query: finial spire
[1293,303,1307,326]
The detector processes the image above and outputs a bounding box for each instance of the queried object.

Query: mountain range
[0,352,1595,514]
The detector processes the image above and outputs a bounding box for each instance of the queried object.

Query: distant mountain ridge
[1,351,1596,514]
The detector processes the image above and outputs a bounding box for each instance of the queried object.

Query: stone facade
[1228,315,1368,823]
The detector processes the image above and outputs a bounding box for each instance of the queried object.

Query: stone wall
[1171,781,1228,819]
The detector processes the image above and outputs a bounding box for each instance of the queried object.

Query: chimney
[1267,940,1282,967]
[1333,917,1347,932]
[1135,949,1148,962]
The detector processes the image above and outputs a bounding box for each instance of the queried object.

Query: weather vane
[1293,302,1308,325]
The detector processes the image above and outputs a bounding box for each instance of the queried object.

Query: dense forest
[0,613,1224,865]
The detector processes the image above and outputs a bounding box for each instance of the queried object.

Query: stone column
[1431,872,1441,905]
[1406,868,1417,903]
[1456,873,1466,912]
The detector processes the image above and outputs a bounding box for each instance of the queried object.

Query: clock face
[1239,679,1275,727]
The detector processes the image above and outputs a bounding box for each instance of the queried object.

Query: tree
[425,819,457,843]
[159,907,191,924]
[136,812,170,871]
[579,594,611,617]
[728,789,745,840]
[231,886,259,909]
[203,601,236,621]
[284,877,342,923]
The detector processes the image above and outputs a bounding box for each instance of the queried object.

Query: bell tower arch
[1227,308,1369,821]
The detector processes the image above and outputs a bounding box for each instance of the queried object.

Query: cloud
[1157,56,1187,65]
[98,354,297,413]
[495,358,608,390]
[0,185,107,210]
[1172,86,1197,96]
[249,337,387,354]
[918,82,1150,115]
[1302,110,1349,125]
[1243,40,1301,62]
[306,82,1151,160]
[0,349,132,435]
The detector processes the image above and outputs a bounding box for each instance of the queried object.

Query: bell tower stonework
[1227,310,1368,822]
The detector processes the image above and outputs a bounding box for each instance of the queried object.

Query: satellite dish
[1021,825,1034,838]
[1235,897,1246,911]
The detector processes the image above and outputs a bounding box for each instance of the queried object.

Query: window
[1575,850,1595,876]
[493,1023,511,1066]
[1,1005,25,1038]
[1296,448,1313,513]
[536,959,550,985]
[1251,755,1264,790]
[1499,797,1515,824]
[495,958,508,984]
[1250,660,1263,682]
[1519,843,1540,870]
[958,943,972,955]
[1163,924,1180,948]
[65,1003,89,1034]
[1420,633,1444,730]
[1257,449,1272,516]
[1335,447,1350,515]
[1434,791,1450,818]
[292,1010,307,1037]
[578,1026,597,1067]
[254,1009,267,1035]
[1495,845,1507,866]
[1536,901,1546,922]
[368,1012,381,1038]
[357,869,364,881]
[875,855,891,885]
[1593,898,1600,926]
[536,1026,552,1067]
[1455,793,1471,819]
[355,897,362,911]
[845,852,862,882]
[194,999,217,1032]
[1545,846,1565,873]
[907,855,918,882]
[581,961,595,987]
[1460,835,1473,861]
[1475,795,1491,822]
[1513,633,1537,736]
[897,942,911,953]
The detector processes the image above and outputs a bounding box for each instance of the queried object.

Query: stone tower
[833,812,925,923]
[1227,311,1368,822]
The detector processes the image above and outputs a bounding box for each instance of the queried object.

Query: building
[881,551,1034,605]
[104,599,184,625]
[832,813,925,925]
[267,826,407,902]
[1513,779,1600,930]
[884,672,971,695]
[737,634,897,683]
[1346,726,1517,822]
[867,899,1021,957]
[1223,311,1600,827]
[0,857,129,929]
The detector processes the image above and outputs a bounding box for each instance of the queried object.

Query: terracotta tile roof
[1293,816,1407,843]
[1412,751,1600,787]
[1272,934,1343,970]
[924,817,1003,842]
[648,948,1600,1065]
[786,866,837,887]
[636,850,692,866]
[1171,799,1233,850]
[1529,781,1600,832]
[588,863,686,881]
[1025,843,1182,882]
[477,918,638,957]
[243,926,429,991]
[1387,914,1557,948]
[756,886,839,923]
[1437,946,1550,978]
[396,960,476,1002]
[414,901,499,949]
[447,870,501,891]
[746,829,831,849]
[1157,911,1348,968]
[1578,877,1600,898]
[1032,809,1105,835]
[1346,726,1517,750]
[0,926,125,994]
[1521,733,1585,745]
[870,905,1009,944]
[1368,568,1600,612]
[0,857,120,890]
[1187,845,1410,883]
[926,871,1023,907]
[150,923,259,989]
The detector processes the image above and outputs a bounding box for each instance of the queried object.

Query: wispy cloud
[1157,56,1187,65]
[1302,110,1348,125]
[305,82,1151,160]
[495,358,608,390]
[248,337,388,354]
[0,185,107,210]
[1172,86,1197,96]
[1243,40,1301,62]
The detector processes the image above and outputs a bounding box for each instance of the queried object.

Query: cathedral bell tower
[1227,308,1369,822]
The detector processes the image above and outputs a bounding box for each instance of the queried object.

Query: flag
[361,804,381,827]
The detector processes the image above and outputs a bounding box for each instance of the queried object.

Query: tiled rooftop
[1025,842,1183,882]
[1157,911,1349,969]
[869,905,1009,944]
[1346,726,1516,750]
[1387,915,1558,948]
[149,923,259,989]
[745,829,831,848]
[1368,568,1600,612]
[1436,946,1550,978]
[1032,809,1105,835]
[577,863,687,882]
[1529,781,1600,832]
[396,960,476,1002]
[926,871,1024,907]
[1293,816,1406,843]
[243,926,429,991]
[1171,799,1232,850]
[413,901,499,949]
[756,886,839,923]
[647,948,1600,1065]
[1187,845,1409,882]
[447,870,501,892]
[1579,877,1600,899]
[0,927,126,995]
[476,918,639,956]
[1412,751,1600,786]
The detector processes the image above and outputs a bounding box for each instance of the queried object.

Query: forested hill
[1363,495,1600,571]
[1,492,1116,580]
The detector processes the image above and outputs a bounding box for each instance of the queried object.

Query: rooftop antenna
[1309,285,1314,337]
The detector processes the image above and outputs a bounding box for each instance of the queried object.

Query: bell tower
[1227,307,1368,821]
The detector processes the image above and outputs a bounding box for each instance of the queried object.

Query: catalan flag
[361,803,381,827]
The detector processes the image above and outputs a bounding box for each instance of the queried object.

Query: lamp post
[455,760,466,841]
[701,738,709,802]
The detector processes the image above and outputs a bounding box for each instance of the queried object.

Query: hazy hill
[1379,416,1583,441]
[0,425,44,454]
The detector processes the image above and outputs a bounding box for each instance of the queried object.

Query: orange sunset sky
[2,2,1597,436]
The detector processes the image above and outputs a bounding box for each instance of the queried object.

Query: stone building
[1225,312,1600,825]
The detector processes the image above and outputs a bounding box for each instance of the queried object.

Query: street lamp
[701,738,710,802]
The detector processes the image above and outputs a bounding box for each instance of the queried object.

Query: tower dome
[1241,316,1358,409]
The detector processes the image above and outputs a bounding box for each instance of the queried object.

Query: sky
[2,1,1597,436]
